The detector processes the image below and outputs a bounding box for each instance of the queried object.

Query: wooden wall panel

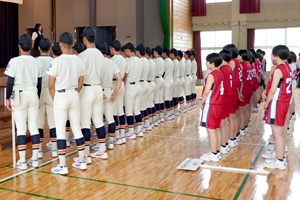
[173,0,193,50]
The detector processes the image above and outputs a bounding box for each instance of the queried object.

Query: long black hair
[34,23,42,33]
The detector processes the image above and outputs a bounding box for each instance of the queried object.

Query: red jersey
[232,58,242,91]
[266,63,292,102]
[219,64,233,96]
[241,61,252,89]
[203,70,224,105]
[255,59,262,77]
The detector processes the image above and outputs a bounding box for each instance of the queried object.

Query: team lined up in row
[5,26,198,174]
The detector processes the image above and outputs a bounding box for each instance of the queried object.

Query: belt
[83,84,100,86]
[102,88,112,91]
[192,74,195,75]
[113,78,116,81]
[19,90,23,92]
[129,82,135,85]
[186,75,190,76]
[155,76,161,78]
[140,80,144,82]
[57,88,77,93]
[147,80,152,82]
[179,76,183,78]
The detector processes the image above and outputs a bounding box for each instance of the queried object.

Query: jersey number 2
[286,77,292,94]
[220,81,224,95]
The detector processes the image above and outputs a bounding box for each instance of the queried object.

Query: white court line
[200,164,270,175]
[0,142,98,184]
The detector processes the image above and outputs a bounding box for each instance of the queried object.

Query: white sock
[59,155,66,166]
[52,141,57,151]
[78,150,85,162]
[120,129,125,138]
[19,150,26,162]
[115,129,120,139]
[32,149,39,160]
[66,131,70,141]
[99,143,106,152]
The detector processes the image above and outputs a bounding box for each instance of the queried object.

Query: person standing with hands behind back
[32,23,44,57]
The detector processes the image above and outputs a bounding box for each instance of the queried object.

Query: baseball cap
[111,40,121,51]
[19,34,32,46]
[162,47,169,55]
[136,44,145,52]
[96,41,108,55]
[184,50,192,57]
[52,42,62,56]
[59,32,73,44]
[124,42,135,51]
[73,42,84,53]
[170,48,178,56]
[177,50,183,58]
[82,26,96,37]
[191,50,196,57]
[146,47,152,55]
[39,38,51,50]
[121,45,126,52]
[154,45,162,54]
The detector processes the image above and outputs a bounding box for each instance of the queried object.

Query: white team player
[169,48,180,116]
[183,50,193,111]
[123,43,143,139]
[5,34,43,169]
[110,40,127,144]
[145,47,156,129]
[177,50,186,111]
[48,32,86,174]
[136,44,150,132]
[153,46,165,124]
[190,51,198,108]
[36,38,58,159]
[161,48,174,120]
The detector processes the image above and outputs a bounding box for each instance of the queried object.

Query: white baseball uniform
[139,57,150,111]
[147,58,156,110]
[172,58,180,99]
[154,57,165,104]
[184,59,193,97]
[163,57,174,101]
[191,59,198,104]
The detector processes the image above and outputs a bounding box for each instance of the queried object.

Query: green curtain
[158,0,173,48]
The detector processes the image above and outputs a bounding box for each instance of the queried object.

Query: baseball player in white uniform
[190,51,198,108]
[110,40,127,144]
[177,50,186,111]
[136,44,150,132]
[161,48,174,120]
[48,32,86,174]
[75,27,107,163]
[94,42,121,154]
[123,43,143,139]
[183,51,193,111]
[145,47,156,129]
[73,41,85,55]
[153,46,165,124]
[169,48,180,115]
[36,38,58,159]
[5,34,43,170]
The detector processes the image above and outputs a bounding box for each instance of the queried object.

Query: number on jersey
[247,70,252,80]
[220,81,224,95]
[239,70,243,82]
[229,75,233,88]
[286,77,292,94]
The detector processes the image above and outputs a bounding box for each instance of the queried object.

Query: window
[255,27,300,71]
[200,30,232,71]
[206,0,232,3]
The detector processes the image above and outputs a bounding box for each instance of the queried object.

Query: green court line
[233,142,266,200]
[35,170,223,200]
[0,187,62,200]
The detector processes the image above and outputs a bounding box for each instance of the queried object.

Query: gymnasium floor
[0,87,299,200]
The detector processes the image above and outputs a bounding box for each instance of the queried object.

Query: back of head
[154,45,162,55]
[219,49,232,62]
[82,26,96,43]
[239,49,250,61]
[223,44,238,58]
[136,44,146,56]
[177,50,183,58]
[96,41,108,55]
[19,34,32,52]
[146,47,152,57]
[272,45,290,60]
[184,50,192,58]
[111,40,121,51]
[170,48,178,57]
[52,42,62,56]
[287,51,297,64]
[124,42,135,53]
[39,38,51,52]
[74,42,85,54]
[206,53,222,68]
[59,32,73,49]
[162,48,169,56]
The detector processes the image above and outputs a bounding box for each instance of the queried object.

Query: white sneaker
[52,150,58,157]
[73,156,92,165]
[137,131,143,137]
[264,159,286,169]
[127,133,136,140]
[160,117,165,122]
[157,119,161,124]
[154,121,158,126]
[226,145,230,152]
[220,146,228,154]
[91,144,100,150]
[27,158,39,168]
[146,126,152,131]
[16,160,27,170]
[268,137,275,144]
[262,150,276,159]
[217,152,222,160]
[51,165,69,174]
[114,138,122,145]
[107,143,114,150]
[90,151,108,159]
[240,129,247,136]
[228,140,238,147]
[72,161,87,170]
[287,128,291,135]
[164,116,171,121]
[200,152,219,162]
[236,135,241,142]
[121,137,126,144]
[38,151,43,159]
[252,107,258,113]
[46,141,52,147]
[174,112,179,116]
[142,128,146,133]
[70,138,76,143]
[66,140,71,147]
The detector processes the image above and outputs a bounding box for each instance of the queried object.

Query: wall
[173,0,193,50]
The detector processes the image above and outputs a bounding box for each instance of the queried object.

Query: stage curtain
[240,0,260,14]
[192,0,206,16]
[247,29,255,49]
[193,31,203,79]
[158,0,173,48]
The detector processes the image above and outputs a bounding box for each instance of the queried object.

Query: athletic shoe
[268,137,275,144]
[287,128,291,135]
[174,112,179,116]
[127,133,136,140]
[121,137,126,144]
[90,151,108,159]
[267,144,275,150]
[226,145,230,152]
[228,140,238,147]
[164,116,171,121]
[154,121,158,126]
[114,138,123,145]
[252,107,258,113]
[66,140,71,147]
[91,144,100,150]
[27,158,39,168]
[157,119,161,124]
[17,160,28,170]
[38,151,43,159]
[264,159,286,169]
[72,160,87,170]
[236,135,241,142]
[262,150,276,159]
[178,109,183,113]
[73,156,92,164]
[146,126,152,131]
[46,141,52,147]
[160,117,165,122]
[51,165,69,174]
[137,131,143,137]
[52,150,58,157]
[200,152,219,162]
[70,138,76,143]
[240,129,247,136]
[265,158,287,165]
[217,152,222,160]
[220,146,228,154]
[107,143,114,150]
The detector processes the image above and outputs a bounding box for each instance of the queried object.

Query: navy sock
[17,135,26,152]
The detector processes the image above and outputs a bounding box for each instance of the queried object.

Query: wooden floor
[0,87,300,200]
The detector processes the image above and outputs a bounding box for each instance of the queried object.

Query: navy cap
[121,45,126,52]
[191,50,196,57]
[96,41,108,55]
[59,32,73,44]
[170,48,178,56]
[136,44,145,52]
[39,38,51,50]
[154,45,162,54]
[146,47,152,55]
[52,42,62,56]
[111,40,121,51]
[177,50,183,58]
[162,47,169,55]
[124,42,135,51]
[73,42,85,53]
[82,26,96,37]
[19,34,32,46]
[184,50,192,57]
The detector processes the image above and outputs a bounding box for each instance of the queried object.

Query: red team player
[200,53,224,162]
[264,45,292,169]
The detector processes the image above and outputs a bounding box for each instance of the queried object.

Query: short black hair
[272,45,290,60]
[219,49,232,62]
[84,35,95,43]
[154,46,162,56]
[287,51,297,64]
[262,51,265,55]
[223,44,238,58]
[20,44,31,52]
[239,50,250,61]
[34,23,41,33]
[249,48,258,58]
[206,53,222,68]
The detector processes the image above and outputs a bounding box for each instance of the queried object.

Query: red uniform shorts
[222,96,232,119]
[231,91,239,114]
[200,104,222,129]
[264,100,289,126]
